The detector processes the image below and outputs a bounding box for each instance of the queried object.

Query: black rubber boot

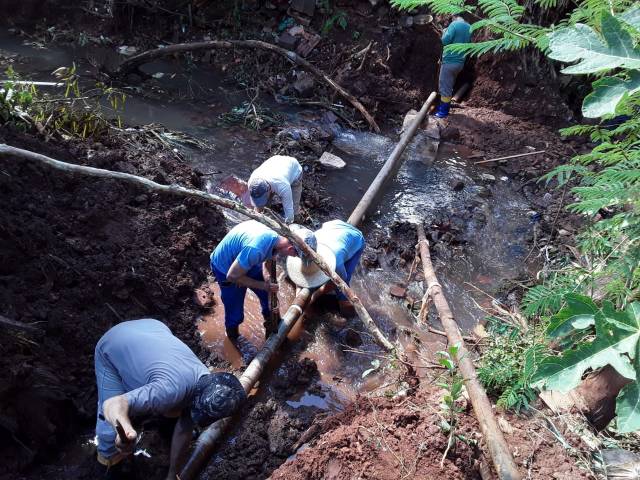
[225,325,240,341]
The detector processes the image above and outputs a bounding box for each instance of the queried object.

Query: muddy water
[3,35,535,408]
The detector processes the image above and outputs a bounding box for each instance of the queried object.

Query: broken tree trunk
[116,39,380,133]
[0,144,395,354]
[179,288,312,480]
[348,92,437,226]
[416,223,522,480]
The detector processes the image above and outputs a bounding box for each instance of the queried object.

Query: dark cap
[190,372,246,428]
[249,178,271,207]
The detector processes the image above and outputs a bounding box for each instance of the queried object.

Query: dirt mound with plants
[271,387,591,479]
[0,128,225,476]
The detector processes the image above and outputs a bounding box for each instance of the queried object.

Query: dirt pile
[271,387,591,479]
[0,128,225,475]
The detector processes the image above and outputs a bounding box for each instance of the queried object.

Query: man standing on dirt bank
[95,318,246,479]
[313,220,365,318]
[211,220,316,340]
[435,15,471,119]
[248,155,303,223]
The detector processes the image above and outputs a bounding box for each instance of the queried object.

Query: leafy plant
[477,319,545,411]
[533,295,640,433]
[322,10,348,34]
[1,65,126,139]
[436,344,465,465]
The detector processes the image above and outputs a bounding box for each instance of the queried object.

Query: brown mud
[272,388,591,480]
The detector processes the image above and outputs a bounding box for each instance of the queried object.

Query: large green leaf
[533,301,640,392]
[616,339,640,433]
[546,293,597,339]
[547,12,640,74]
[582,72,640,118]
[618,5,640,31]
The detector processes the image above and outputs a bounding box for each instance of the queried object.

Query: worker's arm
[103,395,137,453]
[166,412,193,480]
[227,259,278,292]
[273,180,295,223]
[441,23,455,45]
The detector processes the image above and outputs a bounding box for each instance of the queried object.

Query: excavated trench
[0,31,541,479]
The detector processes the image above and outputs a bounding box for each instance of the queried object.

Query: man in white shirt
[248,155,303,223]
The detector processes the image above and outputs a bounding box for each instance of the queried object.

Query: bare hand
[264,280,279,293]
[103,396,137,454]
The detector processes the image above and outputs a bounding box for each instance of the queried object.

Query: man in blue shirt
[210,220,316,340]
[435,15,472,118]
[95,319,246,479]
[313,220,365,317]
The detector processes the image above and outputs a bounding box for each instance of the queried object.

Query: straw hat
[286,243,336,288]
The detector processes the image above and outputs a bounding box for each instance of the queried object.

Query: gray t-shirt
[96,319,209,416]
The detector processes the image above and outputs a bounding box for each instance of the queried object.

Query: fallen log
[416,223,522,480]
[116,39,380,133]
[0,144,395,354]
[348,92,437,226]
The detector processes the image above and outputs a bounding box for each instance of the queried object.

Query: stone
[318,152,346,169]
[479,173,495,182]
[292,72,315,97]
[449,178,465,191]
[277,32,298,50]
[290,0,315,16]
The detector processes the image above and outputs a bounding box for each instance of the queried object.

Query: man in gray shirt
[95,319,246,479]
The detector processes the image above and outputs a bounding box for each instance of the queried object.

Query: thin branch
[116,39,380,132]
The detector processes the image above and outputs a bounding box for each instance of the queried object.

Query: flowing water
[3,34,537,412]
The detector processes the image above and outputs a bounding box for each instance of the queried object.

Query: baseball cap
[249,178,271,208]
[190,372,246,428]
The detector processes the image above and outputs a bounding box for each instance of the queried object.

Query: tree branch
[116,39,380,133]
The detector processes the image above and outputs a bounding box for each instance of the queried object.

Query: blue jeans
[439,62,464,98]
[95,346,125,459]
[336,244,365,301]
[211,262,270,328]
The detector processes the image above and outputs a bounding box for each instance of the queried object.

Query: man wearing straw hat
[247,155,303,224]
[287,220,365,318]
[211,220,316,340]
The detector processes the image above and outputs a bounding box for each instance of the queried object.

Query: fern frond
[522,284,574,316]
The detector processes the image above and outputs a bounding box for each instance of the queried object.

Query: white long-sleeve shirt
[249,155,302,222]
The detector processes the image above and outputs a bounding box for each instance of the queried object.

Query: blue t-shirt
[442,18,471,64]
[211,220,279,273]
[95,319,209,416]
[314,220,365,279]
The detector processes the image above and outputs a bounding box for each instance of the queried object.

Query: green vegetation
[477,319,545,412]
[1,64,125,138]
[392,0,640,432]
[436,345,466,465]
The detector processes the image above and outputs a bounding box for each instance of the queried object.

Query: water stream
[2,34,537,412]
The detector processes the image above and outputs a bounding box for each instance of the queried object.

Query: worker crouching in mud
[210,220,317,340]
[95,318,246,479]
[248,155,303,224]
[287,220,365,319]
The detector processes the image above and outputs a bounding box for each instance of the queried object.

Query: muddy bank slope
[271,387,590,480]
[0,128,224,475]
